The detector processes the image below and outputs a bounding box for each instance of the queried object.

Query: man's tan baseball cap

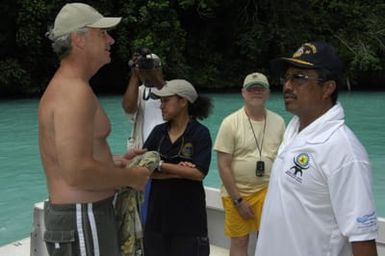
[243,72,270,89]
[51,3,121,39]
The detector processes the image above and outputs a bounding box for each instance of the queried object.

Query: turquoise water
[0,92,384,246]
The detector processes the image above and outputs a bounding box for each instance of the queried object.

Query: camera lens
[139,58,155,70]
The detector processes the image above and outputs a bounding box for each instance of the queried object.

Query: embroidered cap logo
[293,43,318,58]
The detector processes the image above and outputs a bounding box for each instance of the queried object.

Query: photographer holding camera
[122,48,166,225]
[214,72,285,255]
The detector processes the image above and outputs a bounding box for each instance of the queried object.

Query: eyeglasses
[280,73,325,86]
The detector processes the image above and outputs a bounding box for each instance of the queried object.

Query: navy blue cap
[271,42,344,76]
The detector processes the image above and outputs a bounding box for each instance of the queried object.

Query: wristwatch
[233,197,243,206]
[157,160,164,172]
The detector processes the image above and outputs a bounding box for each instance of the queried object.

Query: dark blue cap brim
[270,57,319,76]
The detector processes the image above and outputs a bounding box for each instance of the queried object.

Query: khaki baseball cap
[243,72,270,89]
[51,3,122,39]
[152,79,198,103]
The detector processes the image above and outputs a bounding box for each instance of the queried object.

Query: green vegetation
[1,0,385,96]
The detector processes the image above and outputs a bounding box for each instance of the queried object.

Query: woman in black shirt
[143,79,213,256]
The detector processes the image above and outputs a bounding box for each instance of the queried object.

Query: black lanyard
[246,111,267,161]
[142,87,152,100]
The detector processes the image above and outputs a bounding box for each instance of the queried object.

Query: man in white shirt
[255,42,378,256]
[122,51,165,224]
[123,50,165,150]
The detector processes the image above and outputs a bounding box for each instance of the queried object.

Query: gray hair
[45,27,89,60]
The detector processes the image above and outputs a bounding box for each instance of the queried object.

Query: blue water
[0,92,384,246]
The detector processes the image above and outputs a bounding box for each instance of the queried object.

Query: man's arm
[122,69,141,114]
[351,240,377,256]
[217,151,239,199]
[217,151,254,219]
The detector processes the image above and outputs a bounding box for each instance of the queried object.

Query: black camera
[256,161,265,177]
[128,47,164,91]
[129,48,161,70]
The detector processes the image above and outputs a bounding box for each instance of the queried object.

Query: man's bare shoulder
[40,73,96,113]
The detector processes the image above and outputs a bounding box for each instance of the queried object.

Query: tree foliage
[1,0,385,96]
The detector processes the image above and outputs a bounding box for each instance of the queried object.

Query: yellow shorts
[222,187,267,237]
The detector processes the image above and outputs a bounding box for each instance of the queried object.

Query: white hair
[45,27,89,59]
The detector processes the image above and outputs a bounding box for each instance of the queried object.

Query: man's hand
[113,148,147,167]
[237,201,255,220]
[130,65,141,81]
[113,155,128,168]
[126,166,151,191]
[124,148,147,160]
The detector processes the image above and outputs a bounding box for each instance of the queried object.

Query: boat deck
[0,238,28,256]
[0,238,229,256]
[1,187,384,255]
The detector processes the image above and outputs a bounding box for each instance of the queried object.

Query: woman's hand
[178,161,196,168]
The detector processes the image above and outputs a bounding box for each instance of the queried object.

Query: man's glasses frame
[280,73,325,86]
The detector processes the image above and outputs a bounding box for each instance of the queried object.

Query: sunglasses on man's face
[280,73,325,86]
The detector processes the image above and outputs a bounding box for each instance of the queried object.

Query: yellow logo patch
[181,142,193,158]
[293,43,317,58]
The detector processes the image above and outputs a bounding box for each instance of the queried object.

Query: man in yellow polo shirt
[214,72,285,255]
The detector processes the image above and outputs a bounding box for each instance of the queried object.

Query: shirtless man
[39,3,149,255]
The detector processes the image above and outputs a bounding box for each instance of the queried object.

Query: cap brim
[88,17,122,29]
[244,82,269,89]
[151,90,174,98]
[270,57,316,76]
